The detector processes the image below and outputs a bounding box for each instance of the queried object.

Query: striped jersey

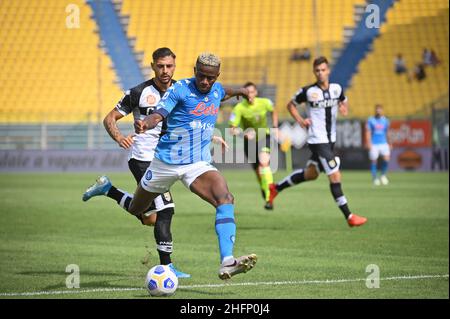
[115,79,175,161]
[292,82,347,144]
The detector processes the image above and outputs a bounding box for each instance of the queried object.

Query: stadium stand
[88,0,145,89]
[120,0,366,116]
[0,0,123,123]
[1,0,447,125]
[330,0,395,90]
[346,0,449,117]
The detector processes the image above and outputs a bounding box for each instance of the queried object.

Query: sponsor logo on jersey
[311,98,339,108]
[214,91,219,99]
[189,120,215,130]
[145,170,153,181]
[189,102,219,116]
[146,94,157,105]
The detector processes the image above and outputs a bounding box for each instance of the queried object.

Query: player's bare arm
[212,135,229,152]
[365,124,372,150]
[222,87,250,101]
[271,107,279,139]
[230,126,240,136]
[272,108,279,129]
[135,113,164,134]
[387,125,393,150]
[287,100,311,128]
[103,109,135,149]
[338,100,349,116]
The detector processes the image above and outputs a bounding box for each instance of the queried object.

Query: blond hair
[196,52,221,67]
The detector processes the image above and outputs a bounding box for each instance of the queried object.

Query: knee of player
[216,192,234,206]
[329,171,341,183]
[142,213,157,226]
[306,168,319,180]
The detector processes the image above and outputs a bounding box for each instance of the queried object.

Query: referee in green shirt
[229,82,278,209]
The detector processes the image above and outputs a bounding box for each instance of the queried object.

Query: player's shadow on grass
[17,270,138,291]
[18,270,125,277]
[42,280,137,291]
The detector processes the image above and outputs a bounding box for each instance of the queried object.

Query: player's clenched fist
[299,118,312,129]
[134,119,146,134]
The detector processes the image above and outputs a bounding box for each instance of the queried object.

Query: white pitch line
[0,274,447,297]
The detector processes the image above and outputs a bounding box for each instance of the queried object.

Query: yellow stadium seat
[0,0,123,123]
[120,0,365,117]
[347,0,449,117]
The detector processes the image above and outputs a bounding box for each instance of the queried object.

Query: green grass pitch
[0,171,448,299]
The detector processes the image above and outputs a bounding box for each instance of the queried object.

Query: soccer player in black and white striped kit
[82,48,190,277]
[269,56,367,227]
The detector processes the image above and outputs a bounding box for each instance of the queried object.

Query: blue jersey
[367,116,390,145]
[153,78,226,164]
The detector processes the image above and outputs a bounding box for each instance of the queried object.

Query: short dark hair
[152,47,176,61]
[243,82,257,89]
[313,56,329,67]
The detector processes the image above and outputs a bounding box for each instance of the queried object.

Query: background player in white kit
[269,56,368,227]
[366,104,392,186]
[82,48,190,277]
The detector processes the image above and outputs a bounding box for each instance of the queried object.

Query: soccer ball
[145,265,178,297]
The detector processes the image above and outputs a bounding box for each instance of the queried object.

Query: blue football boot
[82,175,112,202]
[169,263,191,278]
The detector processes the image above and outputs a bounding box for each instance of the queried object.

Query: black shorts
[128,158,174,212]
[244,134,271,170]
[307,143,340,175]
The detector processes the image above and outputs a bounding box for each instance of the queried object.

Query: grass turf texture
[0,171,448,299]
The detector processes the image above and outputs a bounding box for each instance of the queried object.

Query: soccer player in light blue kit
[130,53,257,279]
[366,104,392,186]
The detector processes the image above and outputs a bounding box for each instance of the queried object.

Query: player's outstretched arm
[212,135,230,152]
[272,107,279,129]
[222,87,250,101]
[287,101,310,128]
[103,109,135,149]
[134,113,164,134]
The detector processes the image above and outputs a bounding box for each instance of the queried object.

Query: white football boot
[380,175,389,185]
[218,254,257,280]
